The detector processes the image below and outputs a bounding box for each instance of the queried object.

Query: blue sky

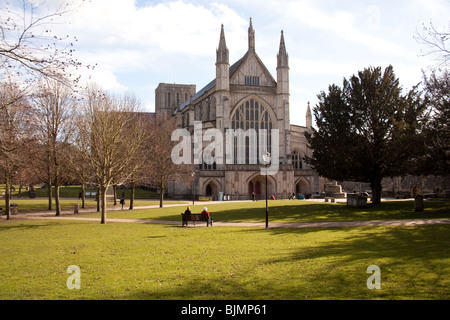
[58,0,449,126]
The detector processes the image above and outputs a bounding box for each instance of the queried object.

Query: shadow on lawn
[0,221,62,231]
[172,200,450,224]
[122,224,450,300]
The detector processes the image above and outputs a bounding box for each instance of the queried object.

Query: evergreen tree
[305,66,428,204]
[420,70,450,176]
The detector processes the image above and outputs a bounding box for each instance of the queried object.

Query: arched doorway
[206,184,212,196]
[248,175,274,200]
[295,178,311,197]
[204,179,220,200]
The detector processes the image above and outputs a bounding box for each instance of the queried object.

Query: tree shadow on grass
[247,225,449,299]
[0,220,66,232]
[120,224,450,300]
[202,201,449,224]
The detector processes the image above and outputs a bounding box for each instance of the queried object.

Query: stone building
[155,19,320,200]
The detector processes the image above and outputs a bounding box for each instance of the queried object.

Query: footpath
[2,200,450,229]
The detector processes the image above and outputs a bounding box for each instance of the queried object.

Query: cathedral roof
[175,19,280,114]
[176,56,244,113]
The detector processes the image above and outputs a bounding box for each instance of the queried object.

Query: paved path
[26,217,450,228]
[2,199,450,229]
[5,211,450,229]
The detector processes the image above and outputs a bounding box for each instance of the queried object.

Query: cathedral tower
[216,24,229,92]
[306,102,313,128]
[277,30,289,95]
[248,18,255,52]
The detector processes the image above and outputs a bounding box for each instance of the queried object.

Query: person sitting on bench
[201,207,210,218]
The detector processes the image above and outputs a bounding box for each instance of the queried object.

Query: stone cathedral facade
[155,20,320,200]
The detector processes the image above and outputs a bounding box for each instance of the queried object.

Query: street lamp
[262,152,271,230]
[191,171,196,205]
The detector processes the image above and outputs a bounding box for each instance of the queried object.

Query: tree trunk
[81,183,86,209]
[159,185,164,208]
[113,184,117,206]
[129,180,135,210]
[371,178,382,205]
[100,186,106,224]
[54,183,61,216]
[5,177,11,220]
[96,184,100,212]
[54,166,61,216]
[47,168,53,211]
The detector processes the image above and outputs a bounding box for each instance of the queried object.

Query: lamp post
[191,171,195,205]
[262,152,271,230]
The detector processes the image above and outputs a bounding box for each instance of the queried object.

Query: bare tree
[31,77,76,216]
[146,113,193,208]
[0,0,86,84]
[416,19,450,68]
[67,116,93,209]
[124,112,154,210]
[0,80,32,220]
[79,87,147,224]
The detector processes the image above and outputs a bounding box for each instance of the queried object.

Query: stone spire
[306,102,312,128]
[248,18,255,52]
[216,24,229,64]
[277,30,289,95]
[216,24,229,91]
[277,30,289,68]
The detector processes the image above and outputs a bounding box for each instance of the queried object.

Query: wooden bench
[181,213,212,227]
[324,197,335,203]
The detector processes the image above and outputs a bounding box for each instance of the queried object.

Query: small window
[245,76,260,86]
[292,150,303,170]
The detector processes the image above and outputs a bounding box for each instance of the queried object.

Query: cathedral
[155,19,320,200]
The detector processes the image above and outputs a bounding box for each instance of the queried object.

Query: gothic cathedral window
[231,99,273,165]
[292,150,303,170]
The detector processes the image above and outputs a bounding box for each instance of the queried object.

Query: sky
[40,0,450,126]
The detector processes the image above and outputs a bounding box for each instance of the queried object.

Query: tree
[123,112,154,210]
[146,113,193,208]
[416,19,450,68]
[0,80,32,219]
[0,0,85,84]
[415,17,450,176]
[79,87,146,224]
[419,70,450,175]
[68,119,93,209]
[31,77,76,216]
[305,66,428,204]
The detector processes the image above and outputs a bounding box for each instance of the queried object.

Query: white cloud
[57,0,248,91]
[279,0,415,59]
[38,0,446,122]
[66,0,246,55]
[73,65,127,93]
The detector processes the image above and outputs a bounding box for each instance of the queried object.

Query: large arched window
[230,99,273,164]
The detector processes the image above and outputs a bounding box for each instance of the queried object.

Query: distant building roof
[176,55,245,114]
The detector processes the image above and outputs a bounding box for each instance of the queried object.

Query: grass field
[1,184,159,200]
[76,198,450,224]
[1,198,186,213]
[0,199,449,300]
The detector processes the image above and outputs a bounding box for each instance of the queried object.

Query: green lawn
[0,218,448,300]
[1,184,159,200]
[0,199,187,213]
[75,199,450,224]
